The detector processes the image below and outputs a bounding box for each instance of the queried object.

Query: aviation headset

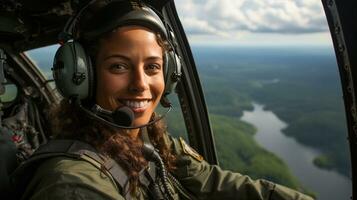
[53,0,182,108]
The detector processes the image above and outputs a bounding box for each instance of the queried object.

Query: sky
[175,0,333,46]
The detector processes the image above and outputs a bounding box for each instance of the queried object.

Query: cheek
[96,71,126,98]
[153,75,165,98]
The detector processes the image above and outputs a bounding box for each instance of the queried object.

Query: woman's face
[95,26,165,128]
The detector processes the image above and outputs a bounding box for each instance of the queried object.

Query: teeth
[122,100,149,108]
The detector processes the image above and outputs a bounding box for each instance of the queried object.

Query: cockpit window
[24,45,60,80]
[176,1,351,200]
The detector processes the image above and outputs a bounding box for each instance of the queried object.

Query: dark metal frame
[322,0,356,198]
[161,1,218,165]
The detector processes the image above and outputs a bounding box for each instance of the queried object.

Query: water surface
[241,103,352,200]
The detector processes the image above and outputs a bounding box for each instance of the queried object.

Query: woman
[23,1,313,200]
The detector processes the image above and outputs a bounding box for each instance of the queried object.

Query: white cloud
[175,0,328,37]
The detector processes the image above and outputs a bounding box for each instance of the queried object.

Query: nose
[129,67,149,93]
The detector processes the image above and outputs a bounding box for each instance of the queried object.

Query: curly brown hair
[49,99,176,192]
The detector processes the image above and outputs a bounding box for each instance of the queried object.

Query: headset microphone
[92,105,134,127]
[76,99,172,130]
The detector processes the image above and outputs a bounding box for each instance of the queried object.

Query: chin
[132,118,150,127]
[132,111,153,124]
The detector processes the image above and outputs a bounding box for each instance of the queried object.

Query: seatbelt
[12,132,162,200]
[12,128,193,200]
[12,139,145,200]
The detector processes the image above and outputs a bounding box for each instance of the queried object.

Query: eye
[145,63,162,74]
[109,63,129,73]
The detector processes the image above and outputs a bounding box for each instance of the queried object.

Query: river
[241,103,352,200]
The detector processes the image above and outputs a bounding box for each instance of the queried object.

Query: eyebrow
[103,54,163,61]
[146,56,163,61]
[103,54,130,61]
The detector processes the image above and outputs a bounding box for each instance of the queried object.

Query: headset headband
[64,1,168,42]
[81,6,168,41]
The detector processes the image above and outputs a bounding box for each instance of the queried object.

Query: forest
[166,45,349,194]
[198,45,349,176]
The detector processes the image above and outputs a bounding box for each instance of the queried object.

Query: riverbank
[166,109,306,192]
[241,103,352,200]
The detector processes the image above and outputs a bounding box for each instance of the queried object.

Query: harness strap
[33,139,131,189]
[13,128,162,200]
[12,139,150,200]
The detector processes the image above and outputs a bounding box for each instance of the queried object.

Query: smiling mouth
[119,99,150,110]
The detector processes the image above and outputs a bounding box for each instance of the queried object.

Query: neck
[128,128,141,139]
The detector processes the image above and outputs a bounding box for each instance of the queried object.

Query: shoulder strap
[12,139,159,200]
[11,140,133,199]
[34,139,130,188]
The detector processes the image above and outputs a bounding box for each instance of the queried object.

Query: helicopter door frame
[161,1,218,165]
[322,0,356,198]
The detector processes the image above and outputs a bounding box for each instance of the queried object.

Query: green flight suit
[23,133,314,200]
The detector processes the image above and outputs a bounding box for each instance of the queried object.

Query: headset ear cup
[163,51,181,96]
[53,41,91,100]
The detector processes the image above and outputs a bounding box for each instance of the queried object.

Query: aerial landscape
[166,45,351,199]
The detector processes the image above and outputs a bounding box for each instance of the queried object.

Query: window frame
[322,0,357,197]
[162,1,218,165]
